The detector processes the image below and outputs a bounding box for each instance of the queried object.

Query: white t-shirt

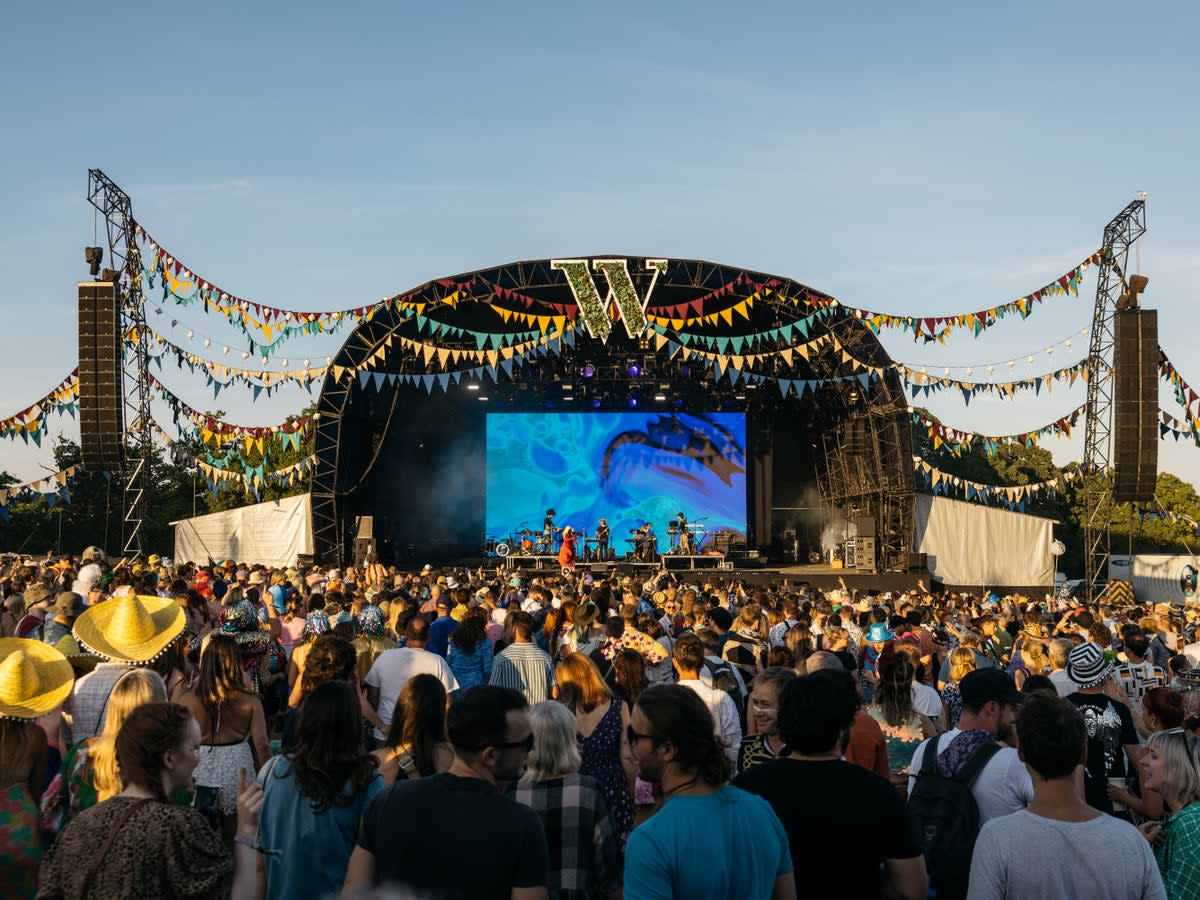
[967,809,1166,900]
[365,647,459,739]
[907,729,1033,823]
[677,678,742,763]
[1048,668,1075,697]
[911,681,943,720]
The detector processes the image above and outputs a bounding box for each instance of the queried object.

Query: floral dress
[577,697,634,844]
[866,706,926,774]
[941,681,964,729]
[0,781,40,898]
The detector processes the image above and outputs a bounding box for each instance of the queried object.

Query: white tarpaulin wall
[914,494,1054,587]
[172,494,313,567]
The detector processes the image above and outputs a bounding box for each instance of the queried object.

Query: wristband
[233,835,282,857]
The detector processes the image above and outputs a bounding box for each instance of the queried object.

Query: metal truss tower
[1082,198,1146,602]
[87,169,154,555]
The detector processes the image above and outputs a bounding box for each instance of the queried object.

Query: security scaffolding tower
[87,169,154,555]
[1082,198,1146,603]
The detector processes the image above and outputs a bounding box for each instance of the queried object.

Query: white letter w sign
[551,258,668,343]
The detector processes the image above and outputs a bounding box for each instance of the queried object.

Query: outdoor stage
[313,255,916,578]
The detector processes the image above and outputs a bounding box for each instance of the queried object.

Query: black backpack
[906,737,1001,900]
[702,658,745,719]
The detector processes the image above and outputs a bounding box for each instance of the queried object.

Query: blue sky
[1,2,1199,494]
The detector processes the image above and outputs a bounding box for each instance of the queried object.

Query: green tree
[197,402,315,513]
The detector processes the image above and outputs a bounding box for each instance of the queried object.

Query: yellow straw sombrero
[72,594,185,664]
[0,638,75,719]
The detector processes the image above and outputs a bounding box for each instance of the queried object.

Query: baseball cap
[959,668,1022,708]
[709,607,733,631]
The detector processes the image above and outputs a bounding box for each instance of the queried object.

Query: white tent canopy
[914,494,1054,587]
[171,493,313,567]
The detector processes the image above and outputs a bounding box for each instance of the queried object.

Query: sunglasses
[627,724,657,745]
[481,733,535,753]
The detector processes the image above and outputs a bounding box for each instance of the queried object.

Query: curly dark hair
[301,635,357,697]
[612,648,648,708]
[282,680,379,813]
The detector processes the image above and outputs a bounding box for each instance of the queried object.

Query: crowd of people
[1,546,1199,898]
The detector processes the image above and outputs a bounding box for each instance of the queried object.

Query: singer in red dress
[557,525,578,572]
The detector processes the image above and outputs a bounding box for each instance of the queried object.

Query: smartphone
[192,784,219,809]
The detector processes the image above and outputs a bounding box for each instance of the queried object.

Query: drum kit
[484,524,615,560]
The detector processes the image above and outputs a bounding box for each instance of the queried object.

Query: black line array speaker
[1112,309,1158,503]
[844,419,869,456]
[77,282,124,472]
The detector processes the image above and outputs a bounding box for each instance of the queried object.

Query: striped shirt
[490,642,556,705]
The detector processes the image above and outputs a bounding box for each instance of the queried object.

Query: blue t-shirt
[256,755,385,900]
[427,614,458,657]
[624,785,791,900]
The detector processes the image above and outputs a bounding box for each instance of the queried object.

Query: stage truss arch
[311,257,914,567]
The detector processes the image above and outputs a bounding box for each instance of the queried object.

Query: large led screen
[486,412,747,552]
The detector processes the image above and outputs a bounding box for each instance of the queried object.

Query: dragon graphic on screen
[486,412,747,546]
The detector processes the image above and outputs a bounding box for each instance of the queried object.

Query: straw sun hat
[0,638,75,720]
[72,594,185,663]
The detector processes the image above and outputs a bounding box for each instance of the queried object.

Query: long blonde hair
[90,669,168,801]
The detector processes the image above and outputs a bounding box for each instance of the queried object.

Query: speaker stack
[353,516,376,568]
[77,282,124,472]
[1112,309,1158,503]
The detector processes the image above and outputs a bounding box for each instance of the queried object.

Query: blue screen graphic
[485,412,747,549]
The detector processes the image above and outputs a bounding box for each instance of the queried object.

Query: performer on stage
[542,508,557,553]
[595,518,611,561]
[675,512,693,554]
[557,525,578,572]
[635,522,657,562]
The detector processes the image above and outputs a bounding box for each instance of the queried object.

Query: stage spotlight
[478,395,488,401]
[654,394,666,402]
[466,383,480,391]
[582,364,596,378]
[627,396,639,408]
[680,365,691,377]
[627,363,641,377]
[591,398,602,409]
